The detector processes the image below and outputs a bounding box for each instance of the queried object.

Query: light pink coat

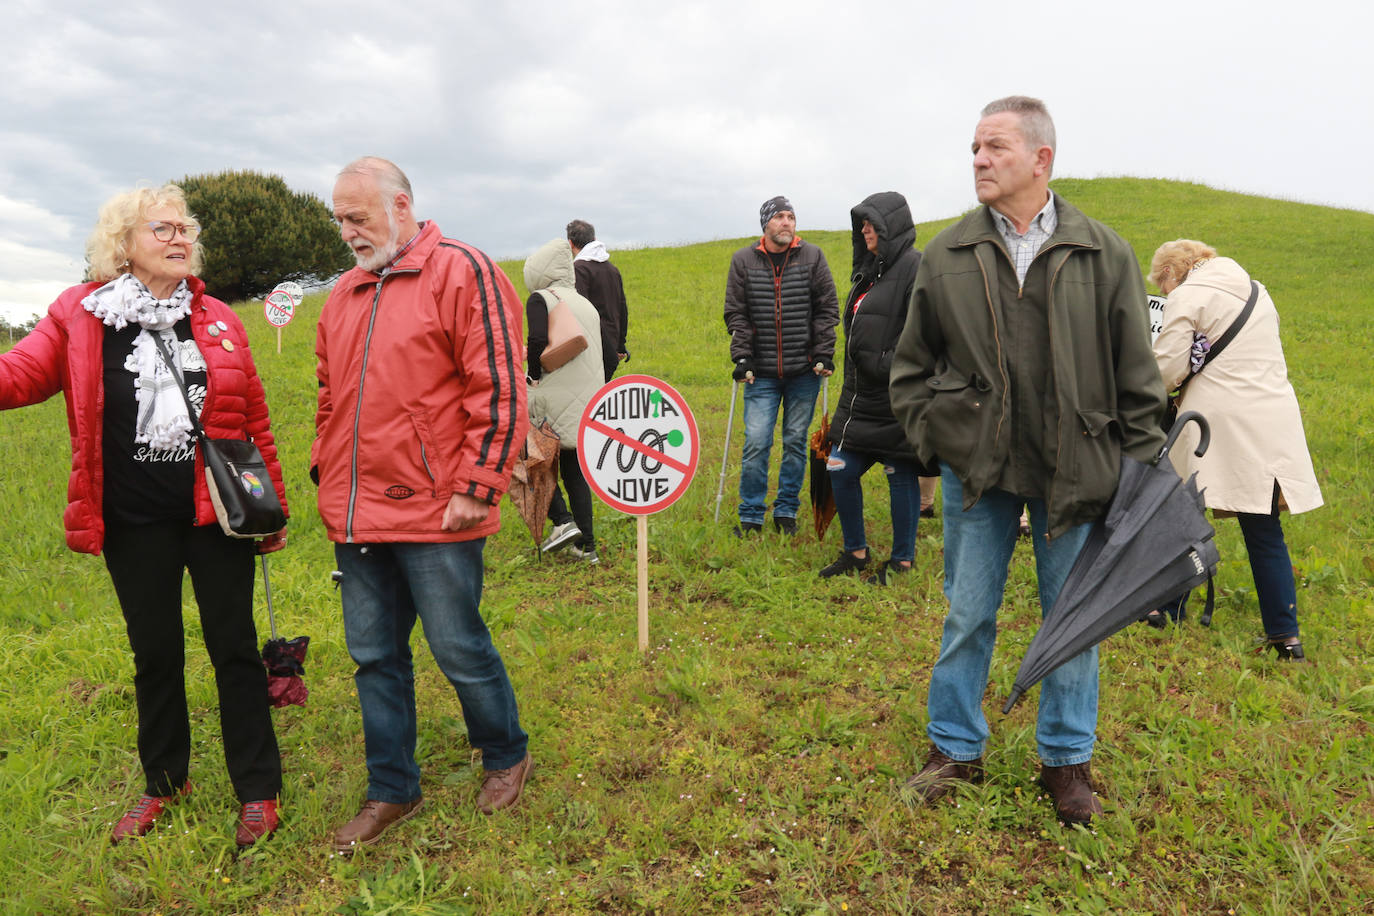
[1153,257,1322,515]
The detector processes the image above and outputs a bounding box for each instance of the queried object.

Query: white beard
[352,214,401,271]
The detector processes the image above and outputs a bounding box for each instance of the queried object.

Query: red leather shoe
[235,799,279,847]
[111,780,191,844]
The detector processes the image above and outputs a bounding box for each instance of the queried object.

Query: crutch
[713,379,742,522]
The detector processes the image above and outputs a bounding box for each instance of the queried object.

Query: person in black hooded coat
[819,191,936,584]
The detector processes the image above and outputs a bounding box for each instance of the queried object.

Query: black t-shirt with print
[101,320,206,526]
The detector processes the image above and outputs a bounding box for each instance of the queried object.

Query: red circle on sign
[264,291,295,327]
[577,374,698,515]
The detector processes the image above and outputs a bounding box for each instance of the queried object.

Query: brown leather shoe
[476,752,534,814]
[331,798,423,853]
[902,747,984,803]
[1039,762,1104,825]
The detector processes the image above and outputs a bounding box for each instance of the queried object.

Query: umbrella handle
[714,380,741,523]
[1157,410,1210,463]
[261,553,279,640]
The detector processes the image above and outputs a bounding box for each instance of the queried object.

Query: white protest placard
[265,284,301,354]
[275,281,304,305]
[264,290,296,328]
[1148,293,1166,343]
[578,375,699,515]
[577,375,698,651]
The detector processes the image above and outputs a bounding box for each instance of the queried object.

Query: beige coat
[523,239,604,446]
[1153,257,1322,515]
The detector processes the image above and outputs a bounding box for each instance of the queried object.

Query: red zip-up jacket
[0,278,289,555]
[311,222,527,543]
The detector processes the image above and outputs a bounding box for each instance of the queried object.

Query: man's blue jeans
[336,539,528,804]
[827,445,921,563]
[928,464,1096,766]
[738,373,821,524]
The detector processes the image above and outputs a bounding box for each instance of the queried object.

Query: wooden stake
[637,514,649,652]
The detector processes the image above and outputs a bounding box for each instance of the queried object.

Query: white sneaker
[541,521,581,553]
[567,545,599,565]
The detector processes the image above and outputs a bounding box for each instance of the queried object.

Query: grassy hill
[0,178,1370,914]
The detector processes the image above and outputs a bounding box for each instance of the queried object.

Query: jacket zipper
[190,304,210,526]
[974,247,1010,460]
[771,245,794,377]
[1043,248,1072,523]
[835,285,864,453]
[345,269,419,541]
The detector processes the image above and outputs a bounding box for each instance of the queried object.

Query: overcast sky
[2,0,1368,322]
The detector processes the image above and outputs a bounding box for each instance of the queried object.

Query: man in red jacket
[313,157,532,853]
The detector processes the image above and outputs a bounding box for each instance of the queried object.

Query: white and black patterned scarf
[82,273,199,449]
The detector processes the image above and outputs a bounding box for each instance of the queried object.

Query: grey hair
[337,156,414,214]
[981,96,1056,155]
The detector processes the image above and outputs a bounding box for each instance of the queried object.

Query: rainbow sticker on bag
[239,471,266,498]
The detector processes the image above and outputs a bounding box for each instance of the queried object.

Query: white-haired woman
[1147,240,1322,659]
[0,185,288,844]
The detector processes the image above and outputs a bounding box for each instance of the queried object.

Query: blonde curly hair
[85,184,204,282]
[1148,239,1217,291]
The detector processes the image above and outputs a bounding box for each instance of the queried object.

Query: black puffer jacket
[829,192,922,462]
[724,237,838,378]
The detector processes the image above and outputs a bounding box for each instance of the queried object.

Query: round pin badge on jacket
[222,339,235,352]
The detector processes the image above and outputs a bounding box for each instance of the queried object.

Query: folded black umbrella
[1003,412,1218,713]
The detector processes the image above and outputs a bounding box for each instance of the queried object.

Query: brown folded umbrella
[809,374,836,539]
[507,419,561,547]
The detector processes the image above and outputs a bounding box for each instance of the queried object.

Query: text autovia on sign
[590,387,680,421]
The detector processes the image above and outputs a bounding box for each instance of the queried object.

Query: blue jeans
[738,373,821,524]
[827,445,921,563]
[336,540,527,804]
[927,464,1096,766]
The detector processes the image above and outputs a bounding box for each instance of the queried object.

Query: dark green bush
[178,170,352,302]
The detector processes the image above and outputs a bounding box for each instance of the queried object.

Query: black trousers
[103,521,281,801]
[546,447,596,550]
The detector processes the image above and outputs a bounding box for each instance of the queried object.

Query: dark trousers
[1237,506,1300,640]
[546,447,595,550]
[103,521,281,801]
[1159,484,1299,640]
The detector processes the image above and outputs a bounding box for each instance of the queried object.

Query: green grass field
[0,178,1370,914]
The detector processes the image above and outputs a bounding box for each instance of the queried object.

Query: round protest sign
[275,281,304,305]
[264,290,295,327]
[578,375,698,515]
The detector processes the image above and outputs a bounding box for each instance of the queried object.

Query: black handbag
[1162,279,1259,431]
[152,331,286,538]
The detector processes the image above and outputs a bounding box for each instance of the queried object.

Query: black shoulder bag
[152,331,286,538]
[1162,280,1259,431]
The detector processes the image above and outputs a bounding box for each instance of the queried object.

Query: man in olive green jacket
[890,96,1165,826]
